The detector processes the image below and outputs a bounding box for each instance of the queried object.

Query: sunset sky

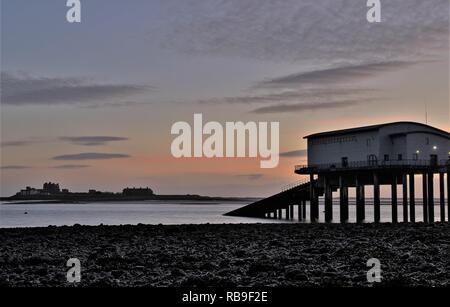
[1,0,449,197]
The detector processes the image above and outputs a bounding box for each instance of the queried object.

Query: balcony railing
[295,159,450,172]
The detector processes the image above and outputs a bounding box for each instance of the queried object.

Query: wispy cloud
[195,61,391,114]
[280,149,307,157]
[1,72,151,106]
[251,99,366,114]
[52,153,130,161]
[0,165,31,170]
[52,164,91,169]
[60,136,129,146]
[235,173,264,180]
[158,0,448,63]
[1,140,33,147]
[198,88,375,105]
[257,62,414,88]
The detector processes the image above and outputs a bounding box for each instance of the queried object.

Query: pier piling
[339,176,349,223]
[310,175,318,222]
[422,173,428,223]
[409,173,415,222]
[298,203,302,221]
[428,172,434,223]
[356,176,365,223]
[324,176,333,223]
[402,173,408,222]
[391,175,398,223]
[447,172,450,222]
[373,173,380,223]
[439,173,445,222]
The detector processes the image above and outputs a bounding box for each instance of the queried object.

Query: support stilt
[422,173,428,223]
[447,172,450,222]
[428,172,434,223]
[373,173,380,223]
[402,173,408,222]
[324,176,333,223]
[439,173,445,222]
[310,174,318,222]
[302,200,307,221]
[391,174,398,223]
[409,173,415,223]
[356,176,365,223]
[339,176,349,223]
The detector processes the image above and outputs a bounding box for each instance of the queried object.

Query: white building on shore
[304,122,449,167]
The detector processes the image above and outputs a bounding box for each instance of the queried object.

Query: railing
[295,159,450,172]
[281,178,310,192]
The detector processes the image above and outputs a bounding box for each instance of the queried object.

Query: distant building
[304,122,449,167]
[43,182,60,194]
[17,186,43,196]
[122,187,154,197]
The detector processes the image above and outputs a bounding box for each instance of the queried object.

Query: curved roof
[304,121,449,139]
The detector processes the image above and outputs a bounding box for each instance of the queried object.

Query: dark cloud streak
[1,72,151,106]
[251,100,364,114]
[60,136,129,146]
[235,174,264,180]
[0,165,31,170]
[258,61,414,87]
[279,149,307,157]
[52,165,91,169]
[52,153,130,161]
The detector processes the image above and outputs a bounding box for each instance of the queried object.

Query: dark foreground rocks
[0,223,449,287]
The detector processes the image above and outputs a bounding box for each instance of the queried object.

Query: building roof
[304,121,449,139]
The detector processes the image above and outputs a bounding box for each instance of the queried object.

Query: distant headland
[0,182,250,203]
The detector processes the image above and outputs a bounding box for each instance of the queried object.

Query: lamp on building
[433,146,438,150]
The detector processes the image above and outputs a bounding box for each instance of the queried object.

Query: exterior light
[416,150,420,154]
[433,146,437,150]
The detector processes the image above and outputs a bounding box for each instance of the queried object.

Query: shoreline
[1,223,449,287]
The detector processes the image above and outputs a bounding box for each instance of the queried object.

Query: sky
[1,0,449,197]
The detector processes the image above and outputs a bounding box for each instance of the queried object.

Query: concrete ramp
[224,180,314,218]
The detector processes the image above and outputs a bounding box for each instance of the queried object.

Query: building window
[398,154,403,161]
[384,154,389,161]
[367,154,378,166]
[341,157,348,167]
[430,154,438,166]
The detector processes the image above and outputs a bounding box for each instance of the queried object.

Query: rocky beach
[1,223,449,287]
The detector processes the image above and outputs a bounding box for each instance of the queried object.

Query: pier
[225,159,450,223]
[225,122,450,223]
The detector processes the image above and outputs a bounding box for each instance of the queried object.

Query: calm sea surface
[0,200,446,228]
